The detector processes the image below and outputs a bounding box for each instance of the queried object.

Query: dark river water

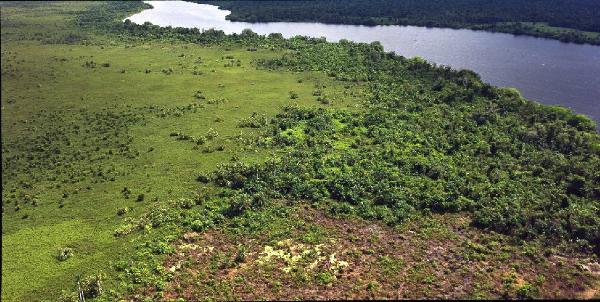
[127,1,600,127]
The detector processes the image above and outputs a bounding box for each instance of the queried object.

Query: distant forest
[198,0,600,44]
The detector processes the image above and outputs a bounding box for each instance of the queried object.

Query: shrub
[316,272,334,285]
[56,247,74,261]
[516,283,539,299]
[226,193,253,217]
[116,207,130,216]
[197,173,210,183]
[196,136,206,145]
[149,241,174,255]
[79,274,103,299]
[317,96,330,104]
[58,290,78,302]
[83,61,96,68]
[190,219,212,232]
[235,245,247,263]
[206,128,219,140]
[237,112,268,128]
[178,198,195,209]
[194,90,206,99]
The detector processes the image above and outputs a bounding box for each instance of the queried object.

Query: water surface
[127,1,600,126]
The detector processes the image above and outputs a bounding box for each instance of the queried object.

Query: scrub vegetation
[1,1,599,301]
[200,0,600,45]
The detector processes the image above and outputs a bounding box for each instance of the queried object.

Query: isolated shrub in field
[237,112,268,128]
[117,207,130,216]
[206,128,219,140]
[194,90,206,99]
[202,146,215,153]
[83,61,96,68]
[289,91,299,99]
[196,173,210,183]
[207,98,228,104]
[122,187,131,199]
[80,274,103,299]
[196,136,206,145]
[235,245,247,263]
[137,194,145,202]
[317,96,331,104]
[56,247,74,261]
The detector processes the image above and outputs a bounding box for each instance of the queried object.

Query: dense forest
[199,0,600,44]
[115,21,600,252]
[2,1,600,301]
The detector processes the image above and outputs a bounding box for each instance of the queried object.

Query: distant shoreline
[195,0,600,46]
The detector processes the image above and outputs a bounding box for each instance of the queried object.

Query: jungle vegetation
[1,1,599,301]
[199,0,600,45]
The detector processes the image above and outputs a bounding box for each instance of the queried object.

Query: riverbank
[2,1,599,301]
[130,1,600,129]
[197,0,600,45]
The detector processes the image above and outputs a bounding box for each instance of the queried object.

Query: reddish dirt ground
[129,205,600,301]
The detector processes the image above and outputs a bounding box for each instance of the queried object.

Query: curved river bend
[127,1,600,127]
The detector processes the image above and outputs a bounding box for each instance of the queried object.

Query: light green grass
[521,22,600,39]
[1,2,365,301]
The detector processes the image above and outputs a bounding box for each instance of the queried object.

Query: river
[127,1,600,127]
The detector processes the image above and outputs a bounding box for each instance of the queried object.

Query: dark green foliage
[79,274,103,299]
[202,38,599,253]
[116,207,130,216]
[1,108,143,197]
[200,0,600,44]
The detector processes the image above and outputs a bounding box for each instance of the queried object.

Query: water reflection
[127,1,600,126]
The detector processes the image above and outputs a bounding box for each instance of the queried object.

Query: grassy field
[1,2,364,300]
[2,2,599,301]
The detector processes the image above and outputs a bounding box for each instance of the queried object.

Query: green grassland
[2,1,600,301]
[1,2,363,301]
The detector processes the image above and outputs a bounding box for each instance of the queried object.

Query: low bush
[56,247,74,261]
